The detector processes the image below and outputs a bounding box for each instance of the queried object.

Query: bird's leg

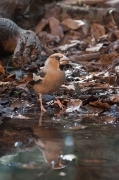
[39,94,47,113]
[39,112,43,126]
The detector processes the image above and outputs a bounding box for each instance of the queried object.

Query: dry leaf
[66,99,82,112]
[91,23,105,41]
[93,75,116,85]
[10,99,22,108]
[35,18,49,34]
[103,116,116,124]
[86,43,103,52]
[0,64,5,75]
[83,104,103,114]
[109,95,119,102]
[109,30,119,41]
[61,19,85,30]
[49,17,64,39]
[99,52,118,65]
[82,20,90,35]
[62,84,75,90]
[89,101,110,109]
[20,72,33,83]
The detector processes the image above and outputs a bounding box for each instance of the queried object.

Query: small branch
[83,86,119,92]
[77,0,108,6]
[70,52,101,63]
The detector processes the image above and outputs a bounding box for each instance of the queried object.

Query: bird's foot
[40,104,47,113]
[54,98,64,109]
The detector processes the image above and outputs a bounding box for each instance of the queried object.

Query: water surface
[0,112,119,180]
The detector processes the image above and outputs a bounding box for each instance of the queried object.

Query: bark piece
[70,52,101,63]
[45,3,109,24]
[0,18,42,68]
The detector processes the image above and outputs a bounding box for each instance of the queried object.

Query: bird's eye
[55,56,61,61]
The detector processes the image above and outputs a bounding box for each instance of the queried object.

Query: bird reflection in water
[31,125,67,169]
[0,121,67,170]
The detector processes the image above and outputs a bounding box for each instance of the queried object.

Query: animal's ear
[55,56,61,61]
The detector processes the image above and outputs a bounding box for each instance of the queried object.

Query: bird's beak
[60,55,69,65]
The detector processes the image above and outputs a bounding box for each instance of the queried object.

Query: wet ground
[0,109,119,180]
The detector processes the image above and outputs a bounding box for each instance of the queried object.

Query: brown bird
[28,53,69,112]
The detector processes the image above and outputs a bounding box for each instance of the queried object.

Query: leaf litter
[0,1,119,128]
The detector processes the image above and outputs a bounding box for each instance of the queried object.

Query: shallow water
[0,111,119,180]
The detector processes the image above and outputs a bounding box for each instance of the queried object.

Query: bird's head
[45,53,69,70]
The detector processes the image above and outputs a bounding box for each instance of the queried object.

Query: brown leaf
[61,19,85,30]
[83,104,103,113]
[10,99,22,108]
[82,20,90,35]
[91,23,105,41]
[49,17,64,39]
[35,18,49,34]
[103,116,116,123]
[3,77,14,82]
[109,30,119,41]
[86,43,103,52]
[66,99,82,112]
[20,72,33,83]
[109,95,119,102]
[89,101,110,109]
[0,64,5,75]
[62,84,75,90]
[99,51,118,65]
[93,75,116,85]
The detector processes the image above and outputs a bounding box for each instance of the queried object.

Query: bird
[27,53,69,112]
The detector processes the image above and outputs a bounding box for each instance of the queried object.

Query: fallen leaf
[10,99,22,108]
[82,19,90,35]
[89,101,110,109]
[99,51,118,65]
[109,95,119,102]
[84,104,103,113]
[49,17,64,39]
[93,75,116,85]
[46,33,60,42]
[103,116,116,124]
[91,23,105,41]
[20,72,33,83]
[0,64,5,75]
[35,18,49,34]
[66,99,82,112]
[62,84,75,90]
[86,43,103,52]
[109,30,119,41]
[61,19,85,30]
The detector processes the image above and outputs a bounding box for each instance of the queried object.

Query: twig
[83,86,119,92]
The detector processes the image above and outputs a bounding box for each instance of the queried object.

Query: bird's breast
[46,70,65,92]
[33,70,65,94]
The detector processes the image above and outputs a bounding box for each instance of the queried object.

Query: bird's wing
[37,69,47,78]
[27,69,47,87]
